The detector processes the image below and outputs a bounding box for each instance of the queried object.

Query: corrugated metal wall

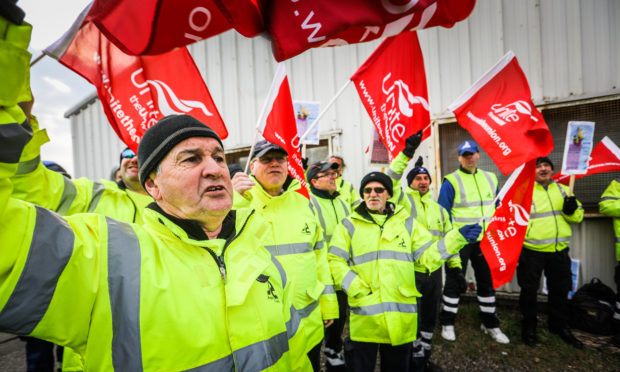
[67,0,619,289]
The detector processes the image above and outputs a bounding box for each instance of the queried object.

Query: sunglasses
[258,154,287,164]
[121,149,136,159]
[363,186,386,194]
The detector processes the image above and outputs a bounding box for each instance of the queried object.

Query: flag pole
[299,79,352,143]
[568,174,576,195]
[244,128,262,174]
[30,53,45,66]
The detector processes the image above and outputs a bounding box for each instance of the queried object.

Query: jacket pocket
[306,281,325,301]
[398,285,421,298]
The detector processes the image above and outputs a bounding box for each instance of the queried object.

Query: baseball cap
[251,140,287,159]
[306,161,338,181]
[457,141,479,156]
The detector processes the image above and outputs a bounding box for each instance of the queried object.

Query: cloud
[43,76,72,94]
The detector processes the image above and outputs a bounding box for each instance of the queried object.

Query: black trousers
[324,290,348,352]
[439,242,499,328]
[517,248,572,330]
[308,340,322,371]
[414,269,442,345]
[23,337,63,372]
[614,263,620,333]
[344,338,412,372]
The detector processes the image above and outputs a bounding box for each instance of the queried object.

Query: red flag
[449,51,554,175]
[351,31,430,161]
[554,137,620,184]
[213,0,265,38]
[44,4,227,153]
[257,64,309,199]
[265,0,475,61]
[481,159,537,289]
[88,0,232,55]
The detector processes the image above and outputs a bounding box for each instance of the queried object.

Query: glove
[414,156,423,168]
[459,223,482,242]
[302,157,308,170]
[402,130,423,158]
[562,196,578,215]
[446,267,467,294]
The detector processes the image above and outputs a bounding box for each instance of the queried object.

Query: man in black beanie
[0,113,294,370]
[327,170,481,371]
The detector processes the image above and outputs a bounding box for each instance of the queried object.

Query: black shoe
[521,323,538,347]
[550,327,584,349]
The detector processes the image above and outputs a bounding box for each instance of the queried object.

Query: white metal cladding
[67,0,619,290]
[70,96,126,181]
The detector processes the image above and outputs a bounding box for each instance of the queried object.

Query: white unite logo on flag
[381,72,429,143]
[488,100,538,127]
[509,200,530,226]
[130,68,213,120]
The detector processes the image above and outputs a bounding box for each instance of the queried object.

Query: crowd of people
[1,11,619,372]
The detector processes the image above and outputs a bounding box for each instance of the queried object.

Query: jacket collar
[147,202,236,241]
[458,166,478,175]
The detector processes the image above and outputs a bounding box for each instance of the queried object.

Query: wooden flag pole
[568,174,576,195]
[299,79,352,143]
[243,128,262,174]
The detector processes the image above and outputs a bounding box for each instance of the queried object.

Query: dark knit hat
[406,156,430,186]
[536,156,554,170]
[406,167,430,186]
[138,115,223,188]
[359,172,393,197]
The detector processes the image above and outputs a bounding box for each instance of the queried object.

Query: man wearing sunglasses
[306,161,351,371]
[386,131,463,371]
[328,172,481,371]
[232,140,338,371]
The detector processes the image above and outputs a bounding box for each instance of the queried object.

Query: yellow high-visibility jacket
[327,202,468,345]
[388,152,462,272]
[524,181,584,252]
[309,187,350,244]
[11,117,152,224]
[234,177,338,371]
[600,179,620,261]
[336,177,361,208]
[443,168,498,241]
[0,107,292,371]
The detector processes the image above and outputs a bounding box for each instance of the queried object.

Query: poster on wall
[561,121,595,175]
[293,101,320,145]
[370,128,390,165]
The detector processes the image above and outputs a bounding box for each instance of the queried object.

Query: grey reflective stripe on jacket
[310,195,328,241]
[323,285,336,295]
[0,119,32,163]
[106,218,143,371]
[350,302,417,316]
[0,206,74,334]
[411,241,432,261]
[87,181,107,213]
[56,177,77,215]
[271,256,287,288]
[184,355,234,371]
[452,171,496,208]
[233,331,289,372]
[352,250,414,265]
[286,301,318,338]
[342,219,355,238]
[524,236,571,245]
[386,168,400,179]
[341,270,358,293]
[406,194,417,219]
[530,210,556,219]
[601,196,620,201]
[15,155,40,175]
[265,242,312,256]
[329,245,349,261]
[453,216,481,224]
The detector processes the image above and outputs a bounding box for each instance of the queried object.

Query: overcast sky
[21,0,93,175]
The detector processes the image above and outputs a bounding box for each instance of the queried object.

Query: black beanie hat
[138,115,223,188]
[359,172,393,198]
[536,156,554,170]
[406,167,431,187]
